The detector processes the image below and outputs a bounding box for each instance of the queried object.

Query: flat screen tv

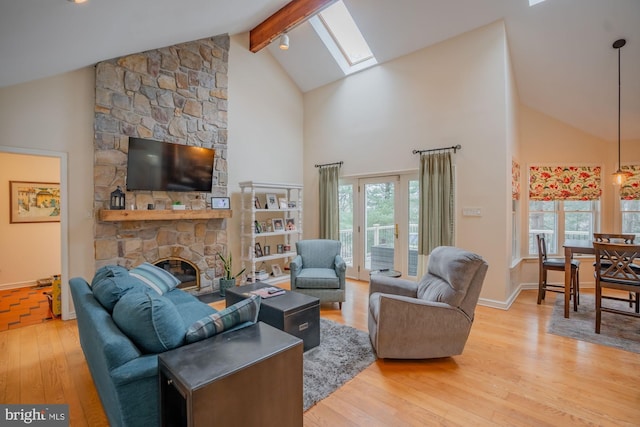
[126,138,215,192]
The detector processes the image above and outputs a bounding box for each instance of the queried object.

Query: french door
[339,174,419,281]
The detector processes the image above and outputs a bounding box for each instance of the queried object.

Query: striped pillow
[129,262,181,295]
[185,295,261,343]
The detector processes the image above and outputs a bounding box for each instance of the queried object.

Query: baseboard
[0,281,37,291]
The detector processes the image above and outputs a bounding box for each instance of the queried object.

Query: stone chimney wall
[93,34,230,294]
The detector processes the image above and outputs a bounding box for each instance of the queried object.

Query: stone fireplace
[93,34,231,295]
[154,257,199,291]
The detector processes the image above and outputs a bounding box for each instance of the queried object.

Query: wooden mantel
[98,209,232,222]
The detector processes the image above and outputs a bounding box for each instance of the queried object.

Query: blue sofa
[70,266,256,427]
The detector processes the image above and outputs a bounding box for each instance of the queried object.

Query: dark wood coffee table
[226,283,320,351]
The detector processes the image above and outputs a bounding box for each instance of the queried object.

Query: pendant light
[612,38,631,185]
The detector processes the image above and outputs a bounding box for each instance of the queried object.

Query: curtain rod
[315,161,344,168]
[412,144,462,155]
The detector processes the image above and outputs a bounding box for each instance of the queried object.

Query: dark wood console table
[159,322,302,427]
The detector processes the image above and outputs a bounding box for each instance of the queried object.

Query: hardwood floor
[1,280,638,426]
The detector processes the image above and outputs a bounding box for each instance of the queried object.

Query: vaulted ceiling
[1,0,638,141]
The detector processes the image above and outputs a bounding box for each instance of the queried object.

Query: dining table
[562,239,595,318]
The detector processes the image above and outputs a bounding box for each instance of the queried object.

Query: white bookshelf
[239,181,303,285]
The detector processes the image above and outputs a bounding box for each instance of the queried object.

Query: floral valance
[512,160,521,201]
[620,165,640,200]
[529,166,602,201]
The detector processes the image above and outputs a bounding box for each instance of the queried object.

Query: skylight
[528,0,546,6]
[310,1,377,75]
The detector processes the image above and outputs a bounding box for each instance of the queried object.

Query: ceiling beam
[250,0,338,53]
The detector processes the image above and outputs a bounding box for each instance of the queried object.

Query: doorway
[339,173,419,281]
[0,146,69,320]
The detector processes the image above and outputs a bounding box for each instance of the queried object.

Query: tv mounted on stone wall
[126,137,215,192]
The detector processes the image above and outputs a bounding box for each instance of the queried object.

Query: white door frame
[0,145,70,320]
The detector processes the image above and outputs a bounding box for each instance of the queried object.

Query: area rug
[303,318,376,411]
[547,294,640,353]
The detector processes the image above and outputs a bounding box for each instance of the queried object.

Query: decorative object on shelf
[254,197,261,209]
[287,201,297,209]
[611,38,632,185]
[211,197,230,209]
[9,181,61,223]
[172,202,186,210]
[254,221,262,233]
[286,218,296,231]
[255,242,264,258]
[277,244,284,254]
[264,245,271,256]
[110,186,125,210]
[272,218,284,231]
[279,198,288,209]
[284,244,291,252]
[272,264,283,277]
[266,193,278,209]
[147,204,155,210]
[217,252,245,297]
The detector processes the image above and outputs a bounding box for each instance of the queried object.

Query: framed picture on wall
[9,181,61,223]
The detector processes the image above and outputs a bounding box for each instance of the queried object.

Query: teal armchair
[290,239,346,309]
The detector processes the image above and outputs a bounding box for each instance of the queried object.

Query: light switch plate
[462,207,482,217]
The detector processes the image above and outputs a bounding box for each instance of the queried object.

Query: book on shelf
[249,287,285,298]
[247,271,270,282]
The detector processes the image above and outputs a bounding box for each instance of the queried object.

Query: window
[310,1,377,75]
[529,200,599,255]
[621,200,640,238]
[528,165,602,256]
[620,166,640,238]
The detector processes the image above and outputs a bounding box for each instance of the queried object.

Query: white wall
[519,105,640,288]
[303,21,513,304]
[0,153,61,287]
[0,69,95,317]
[0,35,304,313]
[202,32,304,280]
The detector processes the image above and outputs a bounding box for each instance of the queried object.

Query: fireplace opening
[153,257,200,291]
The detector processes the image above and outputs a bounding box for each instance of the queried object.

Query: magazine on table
[250,287,285,298]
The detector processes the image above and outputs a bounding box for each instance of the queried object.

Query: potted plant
[218,252,245,296]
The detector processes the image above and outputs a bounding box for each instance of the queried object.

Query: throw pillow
[185,295,261,343]
[92,274,145,313]
[112,290,186,354]
[129,262,181,295]
[91,265,129,287]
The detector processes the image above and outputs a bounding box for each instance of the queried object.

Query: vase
[219,278,236,297]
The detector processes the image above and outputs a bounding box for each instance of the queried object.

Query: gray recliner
[368,246,488,359]
[290,239,346,308]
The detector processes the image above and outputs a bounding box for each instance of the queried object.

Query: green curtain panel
[419,151,454,255]
[319,164,341,240]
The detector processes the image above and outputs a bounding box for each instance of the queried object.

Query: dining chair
[593,233,635,243]
[536,234,580,310]
[593,233,638,310]
[593,242,640,333]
